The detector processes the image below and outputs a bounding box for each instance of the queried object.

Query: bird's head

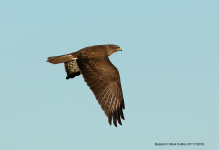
[107,44,122,56]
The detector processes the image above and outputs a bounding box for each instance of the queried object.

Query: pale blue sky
[0,0,219,150]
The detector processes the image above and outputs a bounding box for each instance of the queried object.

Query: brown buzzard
[47,44,125,127]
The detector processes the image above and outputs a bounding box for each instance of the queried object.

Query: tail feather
[47,54,76,64]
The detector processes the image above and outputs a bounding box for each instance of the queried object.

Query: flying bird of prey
[47,44,125,127]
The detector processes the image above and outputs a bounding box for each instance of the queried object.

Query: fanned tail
[47,54,76,64]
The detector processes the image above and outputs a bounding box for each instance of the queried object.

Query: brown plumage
[47,44,125,127]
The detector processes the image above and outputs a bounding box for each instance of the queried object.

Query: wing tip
[66,72,81,80]
[107,100,125,127]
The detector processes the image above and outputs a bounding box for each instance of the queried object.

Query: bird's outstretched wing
[76,56,125,127]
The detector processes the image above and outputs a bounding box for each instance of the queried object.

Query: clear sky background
[1,0,218,150]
